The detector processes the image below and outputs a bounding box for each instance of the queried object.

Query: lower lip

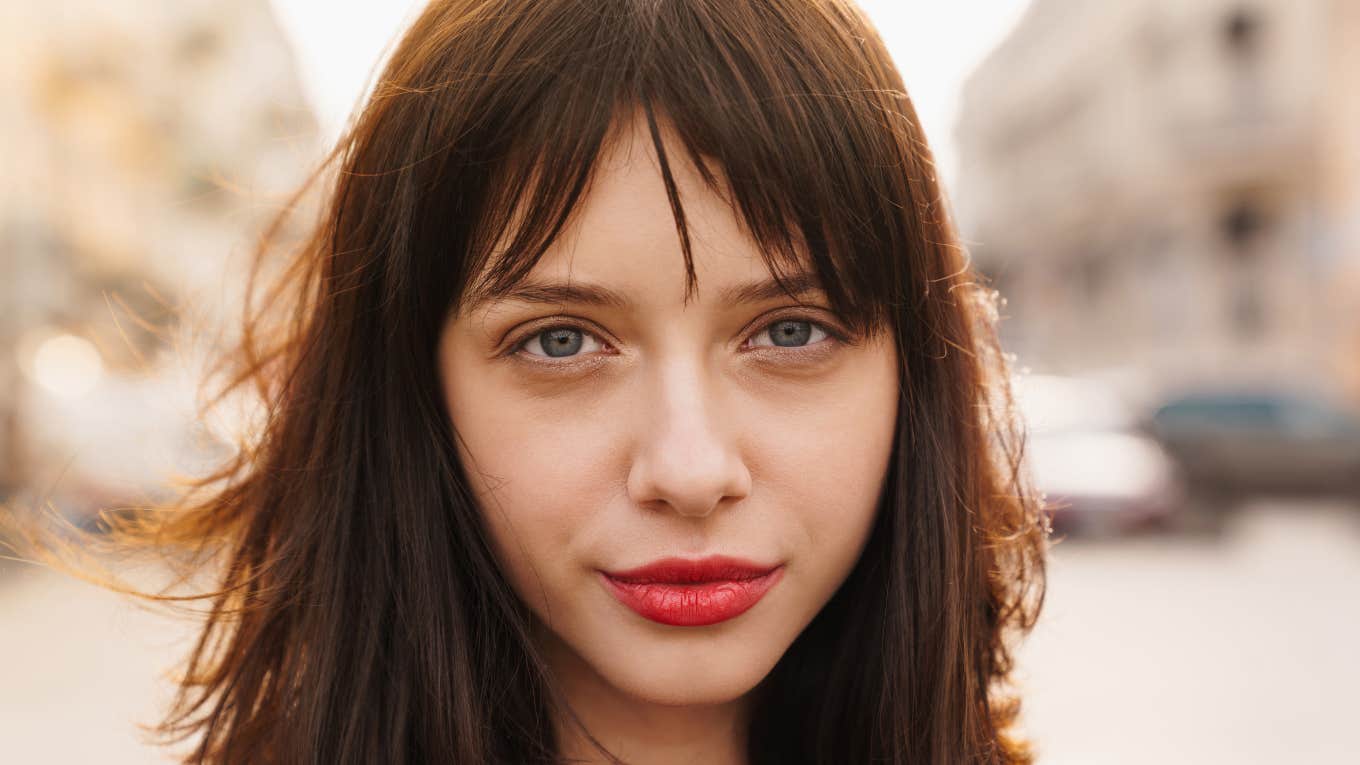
[599,567,785,627]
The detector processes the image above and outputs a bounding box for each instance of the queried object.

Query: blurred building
[0,0,319,507]
[954,0,1360,404]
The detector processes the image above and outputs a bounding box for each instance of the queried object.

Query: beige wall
[955,0,1360,403]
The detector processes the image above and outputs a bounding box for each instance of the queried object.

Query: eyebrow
[471,270,827,311]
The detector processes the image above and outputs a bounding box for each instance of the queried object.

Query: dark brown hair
[4,0,1049,762]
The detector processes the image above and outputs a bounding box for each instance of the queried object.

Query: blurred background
[1,0,1357,762]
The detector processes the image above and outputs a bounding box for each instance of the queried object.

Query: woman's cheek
[461,416,610,596]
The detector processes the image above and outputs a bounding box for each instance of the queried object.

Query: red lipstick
[599,555,784,627]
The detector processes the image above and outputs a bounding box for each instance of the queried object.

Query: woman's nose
[624,358,751,519]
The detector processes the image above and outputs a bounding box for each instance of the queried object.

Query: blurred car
[1146,390,1360,499]
[1014,374,1186,537]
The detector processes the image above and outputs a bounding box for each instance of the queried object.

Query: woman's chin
[541,621,785,708]
[601,658,770,707]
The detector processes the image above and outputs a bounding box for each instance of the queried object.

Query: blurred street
[1016,497,1360,764]
[2,498,1357,763]
[0,554,200,764]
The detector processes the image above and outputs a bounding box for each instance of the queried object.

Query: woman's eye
[747,318,831,349]
[515,326,607,360]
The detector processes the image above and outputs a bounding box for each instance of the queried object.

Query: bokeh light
[27,333,104,398]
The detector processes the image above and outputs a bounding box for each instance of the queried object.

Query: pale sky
[268,0,1032,188]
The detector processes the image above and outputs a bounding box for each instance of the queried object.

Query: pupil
[541,328,583,357]
[771,320,812,347]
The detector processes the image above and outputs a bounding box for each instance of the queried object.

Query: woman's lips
[599,556,784,627]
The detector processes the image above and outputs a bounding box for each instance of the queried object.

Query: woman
[10,0,1049,762]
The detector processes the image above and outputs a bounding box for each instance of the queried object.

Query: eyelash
[503,311,847,368]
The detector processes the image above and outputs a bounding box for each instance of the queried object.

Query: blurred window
[1079,254,1107,304]
[1222,6,1263,58]
[1221,200,1266,251]
[176,26,224,68]
[1219,199,1268,339]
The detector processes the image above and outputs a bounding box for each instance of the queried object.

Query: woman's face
[437,113,899,709]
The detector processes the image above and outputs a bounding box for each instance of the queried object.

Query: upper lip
[602,555,781,584]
